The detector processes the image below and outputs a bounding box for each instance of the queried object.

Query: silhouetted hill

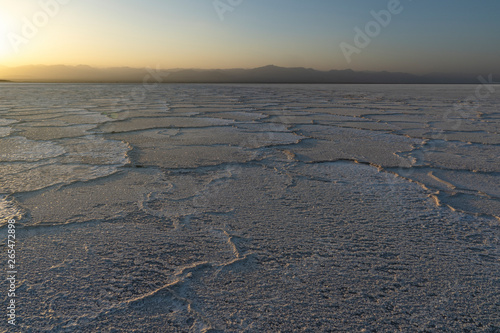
[0,65,497,84]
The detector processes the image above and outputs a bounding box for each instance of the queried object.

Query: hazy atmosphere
[1,1,499,332]
[1,0,500,76]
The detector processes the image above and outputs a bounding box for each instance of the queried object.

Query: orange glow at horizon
[0,0,498,76]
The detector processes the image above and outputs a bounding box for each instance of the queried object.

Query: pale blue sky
[1,0,499,74]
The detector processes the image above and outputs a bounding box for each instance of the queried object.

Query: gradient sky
[0,0,499,74]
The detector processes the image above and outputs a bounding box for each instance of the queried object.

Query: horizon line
[1,65,497,84]
[1,63,491,77]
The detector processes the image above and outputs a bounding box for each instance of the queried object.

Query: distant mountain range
[0,65,497,84]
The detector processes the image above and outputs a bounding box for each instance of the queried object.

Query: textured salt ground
[290,125,422,168]
[97,117,235,133]
[16,124,98,141]
[0,83,499,332]
[8,161,500,332]
[0,136,129,197]
[15,169,168,225]
[398,140,500,173]
[389,168,500,218]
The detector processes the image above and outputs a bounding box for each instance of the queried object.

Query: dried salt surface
[56,136,131,165]
[204,111,267,121]
[0,196,23,226]
[16,169,169,225]
[52,112,112,125]
[0,136,130,195]
[97,117,234,133]
[438,131,500,145]
[135,145,257,169]
[0,164,117,195]
[396,129,500,145]
[13,163,500,332]
[16,124,98,140]
[399,140,500,172]
[438,192,499,217]
[120,127,305,149]
[0,127,12,138]
[429,120,499,133]
[388,167,500,219]
[430,170,500,198]
[1,83,499,332]
[0,136,65,162]
[289,125,422,168]
[0,119,17,126]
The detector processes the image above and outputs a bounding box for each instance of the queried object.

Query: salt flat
[0,83,499,332]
